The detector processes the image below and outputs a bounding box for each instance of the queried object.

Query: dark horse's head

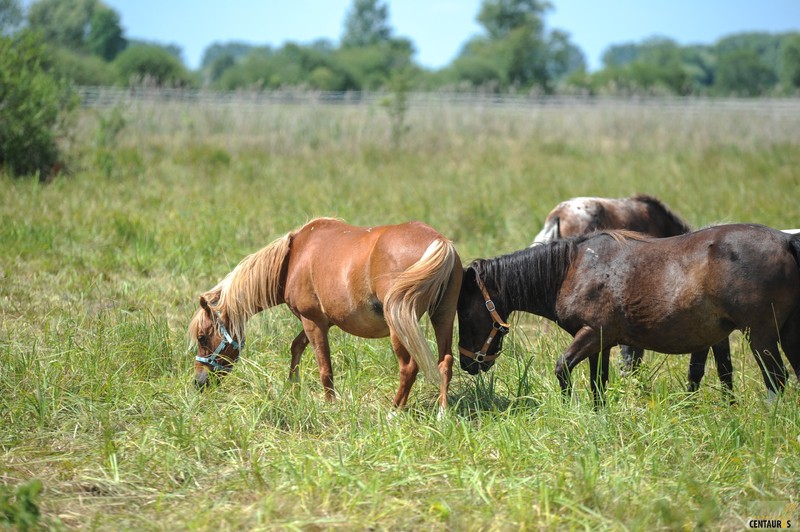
[189,294,244,389]
[457,262,510,375]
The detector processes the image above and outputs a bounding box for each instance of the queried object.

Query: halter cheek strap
[195,313,244,371]
[459,274,511,363]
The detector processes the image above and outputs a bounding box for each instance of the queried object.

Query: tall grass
[2,96,799,529]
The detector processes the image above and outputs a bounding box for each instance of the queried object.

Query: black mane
[472,238,578,319]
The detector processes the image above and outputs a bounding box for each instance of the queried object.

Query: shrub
[113,44,193,87]
[0,31,77,179]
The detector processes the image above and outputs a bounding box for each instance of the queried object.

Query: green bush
[113,44,194,87]
[50,47,117,86]
[0,31,76,179]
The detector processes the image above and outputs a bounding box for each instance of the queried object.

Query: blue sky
[100,0,800,71]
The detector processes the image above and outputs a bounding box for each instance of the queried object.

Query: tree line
[2,0,799,96]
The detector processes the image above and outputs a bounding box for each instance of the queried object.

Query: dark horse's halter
[459,272,511,364]
[195,312,243,372]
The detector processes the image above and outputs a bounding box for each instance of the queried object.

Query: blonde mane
[189,218,338,343]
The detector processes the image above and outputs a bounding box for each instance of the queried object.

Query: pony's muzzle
[194,367,210,389]
[460,354,494,375]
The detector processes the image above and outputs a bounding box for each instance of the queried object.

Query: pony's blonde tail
[384,239,458,384]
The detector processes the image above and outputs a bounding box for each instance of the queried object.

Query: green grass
[2,97,800,529]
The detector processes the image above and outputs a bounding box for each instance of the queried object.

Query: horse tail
[532,216,560,246]
[789,233,800,272]
[384,238,459,384]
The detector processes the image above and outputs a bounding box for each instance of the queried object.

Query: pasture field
[2,95,800,530]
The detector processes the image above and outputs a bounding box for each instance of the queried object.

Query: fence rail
[75,86,800,115]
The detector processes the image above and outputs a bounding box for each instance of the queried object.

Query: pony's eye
[198,335,209,346]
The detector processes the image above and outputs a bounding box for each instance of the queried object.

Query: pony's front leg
[289,330,309,383]
[300,317,335,401]
[555,326,603,403]
[389,333,419,409]
[588,347,611,408]
[438,354,453,414]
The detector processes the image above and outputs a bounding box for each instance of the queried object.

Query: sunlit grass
[1,97,800,529]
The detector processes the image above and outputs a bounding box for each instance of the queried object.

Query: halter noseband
[459,272,511,364]
[195,312,243,372]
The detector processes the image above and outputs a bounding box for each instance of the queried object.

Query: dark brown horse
[459,224,800,406]
[189,218,463,412]
[532,194,732,392]
[532,194,692,244]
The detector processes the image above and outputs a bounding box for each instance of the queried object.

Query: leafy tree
[448,44,505,88]
[715,49,775,96]
[50,47,117,85]
[336,39,414,89]
[0,0,22,35]
[208,53,236,83]
[602,42,640,68]
[341,0,391,48]
[113,44,193,87]
[477,0,549,40]
[715,32,784,73]
[0,31,76,178]
[780,34,800,91]
[453,0,582,91]
[681,45,716,88]
[546,29,586,81]
[200,41,256,69]
[86,6,126,61]
[27,0,99,52]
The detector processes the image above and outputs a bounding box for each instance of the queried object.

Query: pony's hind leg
[712,338,734,395]
[300,317,336,401]
[389,332,419,409]
[779,309,800,382]
[686,350,708,393]
[687,340,734,402]
[429,285,459,413]
[555,325,604,402]
[749,337,787,398]
[289,330,309,383]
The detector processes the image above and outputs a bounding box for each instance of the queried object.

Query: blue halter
[195,313,243,372]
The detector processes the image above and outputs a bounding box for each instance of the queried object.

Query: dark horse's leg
[687,338,733,392]
[589,347,612,408]
[749,337,787,398]
[779,309,800,382]
[289,330,309,383]
[618,345,643,375]
[555,325,604,403]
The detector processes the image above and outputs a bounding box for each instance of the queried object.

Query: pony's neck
[214,236,291,342]
[480,243,570,322]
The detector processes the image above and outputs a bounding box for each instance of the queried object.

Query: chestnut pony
[532,194,732,394]
[459,224,800,406]
[189,218,462,411]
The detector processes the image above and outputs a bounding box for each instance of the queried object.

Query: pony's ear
[199,295,212,315]
[463,264,478,286]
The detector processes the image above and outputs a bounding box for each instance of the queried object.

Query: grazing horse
[532,194,692,245]
[458,224,800,406]
[533,194,732,392]
[189,218,463,411]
